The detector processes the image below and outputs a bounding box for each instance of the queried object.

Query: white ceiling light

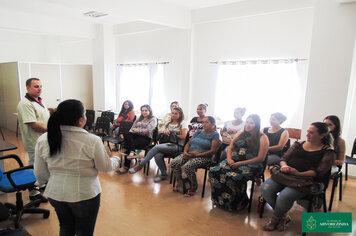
[83,11,108,18]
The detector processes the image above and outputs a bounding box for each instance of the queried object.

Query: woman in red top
[113,100,135,136]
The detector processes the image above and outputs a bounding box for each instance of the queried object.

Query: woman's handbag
[158,132,177,144]
[270,165,322,193]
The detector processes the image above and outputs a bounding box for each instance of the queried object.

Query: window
[214,61,302,127]
[117,63,166,116]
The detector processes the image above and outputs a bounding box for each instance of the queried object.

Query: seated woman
[112,100,135,136]
[129,107,188,182]
[263,112,289,166]
[171,116,221,196]
[158,101,179,131]
[117,104,157,174]
[261,122,335,231]
[186,104,208,142]
[209,114,269,211]
[324,115,346,172]
[217,107,246,161]
[34,99,120,236]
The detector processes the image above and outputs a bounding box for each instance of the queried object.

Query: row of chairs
[88,112,352,219]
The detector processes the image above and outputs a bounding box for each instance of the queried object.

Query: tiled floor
[0,128,355,235]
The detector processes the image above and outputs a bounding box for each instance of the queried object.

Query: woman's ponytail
[48,111,62,156]
[47,99,85,156]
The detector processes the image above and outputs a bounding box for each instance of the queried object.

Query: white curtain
[214,62,301,127]
[117,64,166,116]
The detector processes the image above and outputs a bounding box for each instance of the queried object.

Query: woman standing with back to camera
[35,99,120,236]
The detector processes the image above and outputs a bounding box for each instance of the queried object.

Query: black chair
[345,138,356,180]
[200,161,217,198]
[328,166,342,211]
[0,154,50,228]
[103,121,135,152]
[247,156,268,213]
[101,111,115,124]
[84,109,95,131]
[92,117,111,138]
[171,154,218,198]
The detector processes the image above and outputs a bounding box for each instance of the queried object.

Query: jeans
[139,143,182,176]
[261,178,307,218]
[49,194,101,236]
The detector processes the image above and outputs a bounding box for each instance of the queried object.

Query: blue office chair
[0,154,49,228]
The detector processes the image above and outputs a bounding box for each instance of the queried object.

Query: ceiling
[0,0,246,28]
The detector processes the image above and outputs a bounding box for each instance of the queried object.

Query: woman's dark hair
[237,114,261,153]
[137,104,153,121]
[119,100,134,117]
[166,107,184,128]
[205,116,217,131]
[198,104,208,111]
[311,122,333,146]
[324,115,341,151]
[47,99,85,156]
[170,101,179,107]
[271,112,287,124]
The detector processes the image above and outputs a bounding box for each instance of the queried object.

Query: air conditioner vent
[83,11,108,18]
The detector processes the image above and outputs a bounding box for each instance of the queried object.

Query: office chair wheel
[43,211,50,219]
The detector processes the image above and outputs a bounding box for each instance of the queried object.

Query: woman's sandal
[184,189,197,197]
[277,215,291,231]
[116,168,128,175]
[172,187,180,193]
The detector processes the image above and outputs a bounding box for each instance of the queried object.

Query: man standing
[17,78,50,202]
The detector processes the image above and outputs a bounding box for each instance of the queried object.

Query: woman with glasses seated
[209,114,269,211]
[129,107,188,182]
[171,116,221,197]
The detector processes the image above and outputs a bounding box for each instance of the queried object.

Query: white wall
[190,8,313,125]
[115,28,191,114]
[0,30,92,64]
[302,0,356,176]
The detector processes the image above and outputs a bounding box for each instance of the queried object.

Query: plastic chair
[84,109,95,131]
[101,111,115,124]
[103,121,135,152]
[328,166,342,211]
[92,116,111,138]
[345,138,356,181]
[246,156,268,213]
[0,154,49,228]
